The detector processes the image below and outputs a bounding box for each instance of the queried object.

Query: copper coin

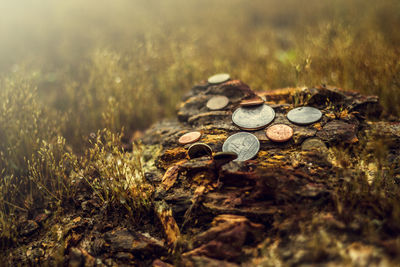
[208,73,230,84]
[206,95,229,110]
[178,131,202,145]
[265,124,293,142]
[240,96,264,107]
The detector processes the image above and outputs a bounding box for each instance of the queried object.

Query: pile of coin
[178,74,323,162]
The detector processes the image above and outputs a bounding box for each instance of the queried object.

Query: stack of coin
[176,76,326,163]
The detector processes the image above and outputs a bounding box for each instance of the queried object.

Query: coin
[187,143,212,159]
[232,104,275,130]
[213,152,238,168]
[287,106,322,125]
[208,73,230,84]
[240,96,264,107]
[178,131,202,145]
[265,124,293,142]
[206,95,229,110]
[213,151,238,161]
[222,132,260,161]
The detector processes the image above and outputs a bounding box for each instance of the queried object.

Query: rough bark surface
[4,80,400,266]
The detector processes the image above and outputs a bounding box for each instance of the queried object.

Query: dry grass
[71,129,153,215]
[329,126,400,247]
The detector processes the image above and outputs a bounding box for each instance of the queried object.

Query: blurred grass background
[1,0,400,249]
[1,0,399,144]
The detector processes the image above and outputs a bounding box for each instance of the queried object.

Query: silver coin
[222,132,260,161]
[232,104,275,130]
[287,106,322,125]
[187,143,212,159]
[206,95,229,110]
[208,73,230,84]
